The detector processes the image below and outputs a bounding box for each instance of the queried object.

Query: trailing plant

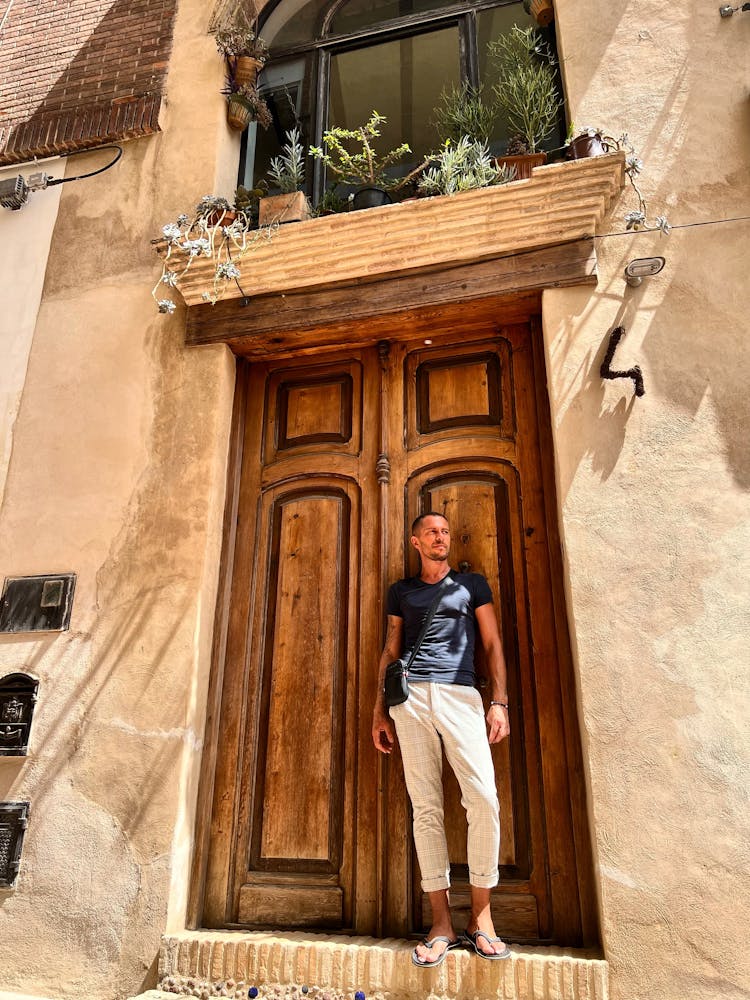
[222,80,273,130]
[268,127,306,192]
[431,83,498,146]
[309,111,428,190]
[571,127,671,234]
[489,25,561,153]
[417,137,516,196]
[151,191,278,312]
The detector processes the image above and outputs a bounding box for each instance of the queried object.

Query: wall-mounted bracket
[600,326,645,397]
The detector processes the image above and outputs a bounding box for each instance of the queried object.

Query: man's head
[410,512,450,564]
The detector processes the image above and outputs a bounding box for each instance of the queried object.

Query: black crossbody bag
[383,574,452,708]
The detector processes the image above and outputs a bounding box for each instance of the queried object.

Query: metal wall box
[0,802,29,888]
[0,574,76,633]
[0,674,39,756]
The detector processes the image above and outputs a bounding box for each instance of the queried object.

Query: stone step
[149,930,607,1000]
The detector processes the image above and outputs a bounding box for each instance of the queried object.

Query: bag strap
[404,573,452,672]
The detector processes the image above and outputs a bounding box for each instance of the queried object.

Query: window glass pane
[263,0,326,49]
[241,57,311,190]
[477,3,534,92]
[328,27,460,188]
[477,5,565,152]
[331,0,459,35]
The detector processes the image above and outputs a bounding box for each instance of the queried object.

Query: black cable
[45,144,123,186]
[590,215,750,241]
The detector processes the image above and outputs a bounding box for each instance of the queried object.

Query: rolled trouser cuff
[421,871,451,892]
[469,868,500,889]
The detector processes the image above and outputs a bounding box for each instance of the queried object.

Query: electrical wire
[590,215,750,240]
[46,145,123,186]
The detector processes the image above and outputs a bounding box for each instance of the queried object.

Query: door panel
[253,491,350,868]
[203,323,592,946]
[217,350,378,932]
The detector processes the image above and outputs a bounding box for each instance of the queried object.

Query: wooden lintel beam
[185,239,597,358]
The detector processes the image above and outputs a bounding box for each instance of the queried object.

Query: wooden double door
[202,322,595,945]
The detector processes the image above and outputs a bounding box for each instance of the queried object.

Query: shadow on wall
[556,3,628,115]
[555,4,750,489]
[639,227,750,490]
[547,284,644,501]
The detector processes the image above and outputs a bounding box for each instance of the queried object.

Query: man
[372,512,511,967]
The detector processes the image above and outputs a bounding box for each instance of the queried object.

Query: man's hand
[372,709,396,754]
[486,704,510,744]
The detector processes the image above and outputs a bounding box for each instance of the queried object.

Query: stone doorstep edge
[156,933,608,1000]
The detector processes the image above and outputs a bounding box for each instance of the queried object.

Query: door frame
[187,313,600,947]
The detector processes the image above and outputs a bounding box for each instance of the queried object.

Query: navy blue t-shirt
[386,572,493,686]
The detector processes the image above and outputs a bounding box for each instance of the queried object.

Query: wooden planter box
[160,153,625,308]
[258,191,312,227]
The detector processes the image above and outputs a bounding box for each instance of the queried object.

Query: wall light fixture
[624,256,665,287]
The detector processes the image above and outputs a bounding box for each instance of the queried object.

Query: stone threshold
[146,930,608,1000]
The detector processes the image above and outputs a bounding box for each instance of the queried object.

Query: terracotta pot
[204,209,237,228]
[566,135,610,160]
[226,95,252,130]
[233,55,264,87]
[258,191,311,226]
[529,0,554,27]
[494,151,547,180]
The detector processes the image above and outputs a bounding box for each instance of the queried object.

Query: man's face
[411,515,451,564]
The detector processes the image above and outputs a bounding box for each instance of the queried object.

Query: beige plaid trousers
[390,680,500,892]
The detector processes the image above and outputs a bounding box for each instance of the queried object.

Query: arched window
[239,0,563,202]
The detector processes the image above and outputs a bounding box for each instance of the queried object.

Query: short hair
[411,511,450,535]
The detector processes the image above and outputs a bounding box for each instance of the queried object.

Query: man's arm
[475,602,510,745]
[372,615,404,754]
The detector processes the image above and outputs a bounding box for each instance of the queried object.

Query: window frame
[244,0,553,203]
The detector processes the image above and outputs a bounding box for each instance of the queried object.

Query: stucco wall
[0,163,63,507]
[0,0,240,995]
[545,2,750,998]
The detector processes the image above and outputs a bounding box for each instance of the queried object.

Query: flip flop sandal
[411,935,462,968]
[462,929,511,960]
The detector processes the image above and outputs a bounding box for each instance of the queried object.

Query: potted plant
[489,25,562,177]
[214,14,269,87]
[564,127,671,234]
[417,137,516,197]
[313,184,350,216]
[309,111,428,208]
[522,0,555,28]
[222,79,272,132]
[258,127,312,226]
[151,189,277,312]
[431,83,498,147]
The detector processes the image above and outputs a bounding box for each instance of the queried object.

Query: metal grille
[0,826,11,871]
[0,802,29,888]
